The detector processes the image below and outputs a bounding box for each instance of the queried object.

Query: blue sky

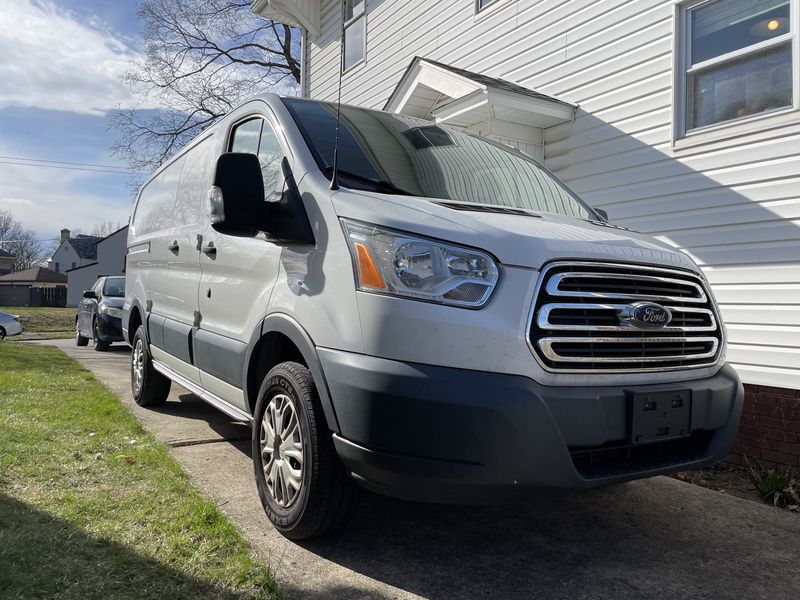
[0,0,147,241]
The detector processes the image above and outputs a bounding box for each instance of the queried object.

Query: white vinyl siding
[304,0,800,390]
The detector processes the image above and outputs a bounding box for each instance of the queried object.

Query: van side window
[258,123,283,200]
[132,155,186,236]
[229,117,284,200]
[230,119,262,155]
[174,135,215,226]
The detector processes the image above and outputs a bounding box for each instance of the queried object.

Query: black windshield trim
[323,166,414,196]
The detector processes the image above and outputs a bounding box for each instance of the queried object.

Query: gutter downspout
[301,27,309,98]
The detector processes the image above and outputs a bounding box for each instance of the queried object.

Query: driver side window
[229,117,284,201]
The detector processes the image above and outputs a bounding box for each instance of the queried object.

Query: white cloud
[0,147,133,238]
[0,0,143,115]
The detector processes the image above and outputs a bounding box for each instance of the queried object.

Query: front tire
[0,326,5,341]
[76,321,89,346]
[252,362,358,540]
[131,325,170,407]
[93,319,110,352]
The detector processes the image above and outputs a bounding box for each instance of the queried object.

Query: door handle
[202,242,217,257]
[168,240,179,254]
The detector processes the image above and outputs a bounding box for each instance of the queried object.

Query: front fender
[243,313,340,433]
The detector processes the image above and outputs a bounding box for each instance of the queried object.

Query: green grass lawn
[2,306,75,333]
[0,342,281,599]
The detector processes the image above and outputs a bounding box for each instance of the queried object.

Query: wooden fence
[0,285,67,307]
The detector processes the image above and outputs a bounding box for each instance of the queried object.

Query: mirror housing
[208,153,269,237]
[594,208,609,221]
[208,152,315,244]
[83,290,97,299]
[264,157,315,245]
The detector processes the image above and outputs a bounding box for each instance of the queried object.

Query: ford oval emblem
[619,302,672,329]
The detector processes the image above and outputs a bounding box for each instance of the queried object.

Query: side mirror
[208,153,269,237]
[264,157,315,245]
[83,290,97,299]
[594,208,609,221]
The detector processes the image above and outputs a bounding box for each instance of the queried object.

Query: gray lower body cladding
[318,349,743,504]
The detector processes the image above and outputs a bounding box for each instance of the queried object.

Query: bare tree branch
[0,210,50,271]
[109,0,300,178]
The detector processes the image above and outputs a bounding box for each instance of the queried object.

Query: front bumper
[96,313,125,342]
[319,349,743,504]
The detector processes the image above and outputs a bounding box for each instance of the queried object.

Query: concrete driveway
[38,339,800,600]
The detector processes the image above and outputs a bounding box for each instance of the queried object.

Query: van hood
[332,190,699,272]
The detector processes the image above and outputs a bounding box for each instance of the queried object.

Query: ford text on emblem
[619,302,672,329]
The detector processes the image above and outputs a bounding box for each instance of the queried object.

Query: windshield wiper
[324,166,414,196]
[436,201,541,218]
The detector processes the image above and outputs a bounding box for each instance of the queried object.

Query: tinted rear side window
[132,156,186,236]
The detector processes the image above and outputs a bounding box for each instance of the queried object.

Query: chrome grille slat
[537,303,717,332]
[545,272,707,304]
[527,261,724,373]
[538,337,719,363]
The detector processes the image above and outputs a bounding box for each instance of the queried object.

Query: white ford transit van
[124,95,743,539]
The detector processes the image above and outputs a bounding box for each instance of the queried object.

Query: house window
[344,0,365,71]
[679,0,794,134]
[55,262,60,272]
[71,262,76,269]
[477,0,502,11]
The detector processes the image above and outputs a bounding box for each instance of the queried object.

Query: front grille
[528,262,723,372]
[570,431,715,479]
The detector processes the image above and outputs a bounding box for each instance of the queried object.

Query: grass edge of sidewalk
[0,341,282,599]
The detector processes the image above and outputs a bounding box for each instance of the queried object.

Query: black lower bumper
[319,349,743,504]
[97,314,124,342]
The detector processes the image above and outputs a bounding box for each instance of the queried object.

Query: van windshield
[283,97,595,219]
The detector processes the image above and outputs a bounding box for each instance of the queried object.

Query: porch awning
[251,0,320,35]
[384,57,576,129]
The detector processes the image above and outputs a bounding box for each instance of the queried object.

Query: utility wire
[0,160,135,175]
[0,155,134,171]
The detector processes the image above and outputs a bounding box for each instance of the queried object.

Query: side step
[152,359,253,423]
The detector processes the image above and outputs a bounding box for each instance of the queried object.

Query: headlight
[342,219,499,308]
[101,306,123,318]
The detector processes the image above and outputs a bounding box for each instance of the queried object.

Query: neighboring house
[0,266,67,288]
[254,0,800,468]
[0,249,15,276]
[65,226,128,307]
[0,266,68,308]
[48,229,102,274]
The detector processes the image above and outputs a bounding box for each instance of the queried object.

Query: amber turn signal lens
[354,242,388,290]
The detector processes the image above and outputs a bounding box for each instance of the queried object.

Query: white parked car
[0,311,22,340]
[123,95,743,540]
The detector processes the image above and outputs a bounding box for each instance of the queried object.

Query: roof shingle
[69,235,102,260]
[0,266,67,284]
